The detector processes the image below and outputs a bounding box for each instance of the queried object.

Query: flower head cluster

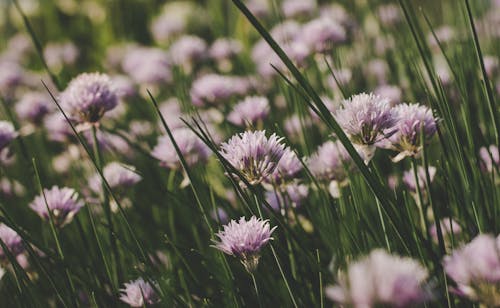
[15,92,53,124]
[389,103,437,161]
[0,224,24,264]
[307,140,352,183]
[60,72,118,124]
[335,93,397,146]
[227,96,270,127]
[89,162,142,193]
[0,121,17,151]
[152,128,211,170]
[326,249,431,307]
[300,17,346,53]
[120,278,160,307]
[220,130,287,185]
[29,186,84,228]
[443,234,500,306]
[214,216,276,272]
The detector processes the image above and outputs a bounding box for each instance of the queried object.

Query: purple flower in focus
[0,121,17,151]
[29,186,84,228]
[219,130,287,185]
[120,278,160,307]
[0,224,24,264]
[88,162,142,193]
[152,128,211,170]
[59,72,118,124]
[389,103,437,162]
[213,216,276,272]
[227,96,270,127]
[299,17,346,53]
[443,234,500,306]
[326,249,431,307]
[15,92,53,124]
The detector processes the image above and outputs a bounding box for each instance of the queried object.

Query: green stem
[250,272,262,308]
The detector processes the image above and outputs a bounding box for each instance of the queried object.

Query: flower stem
[250,272,262,308]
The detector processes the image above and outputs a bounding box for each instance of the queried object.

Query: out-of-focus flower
[483,55,499,78]
[326,249,431,307]
[211,207,229,224]
[88,162,141,193]
[429,218,461,244]
[213,216,276,272]
[152,128,211,170]
[0,178,25,198]
[122,47,172,86]
[227,96,270,127]
[245,0,270,17]
[443,234,500,306]
[299,17,346,53]
[389,103,438,162]
[402,166,437,193]
[29,186,84,228]
[377,4,402,26]
[190,74,250,106]
[0,121,17,151]
[335,93,396,162]
[111,75,136,99]
[284,114,313,140]
[150,2,193,43]
[428,26,456,48]
[209,38,243,61]
[219,130,286,185]
[479,145,499,173]
[268,147,302,184]
[169,35,207,71]
[59,72,118,124]
[282,0,316,18]
[0,61,24,96]
[15,92,53,124]
[265,181,308,213]
[158,97,185,130]
[366,59,388,84]
[43,42,79,72]
[120,278,160,307]
[374,85,402,106]
[0,224,24,264]
[44,112,73,142]
[307,140,352,183]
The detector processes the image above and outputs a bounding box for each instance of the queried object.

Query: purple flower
[120,278,160,307]
[227,96,270,127]
[0,121,17,151]
[150,2,192,43]
[299,17,346,53]
[209,38,243,61]
[429,218,461,244]
[59,72,118,124]
[377,4,402,26]
[190,74,250,106]
[44,112,73,142]
[335,93,397,147]
[122,47,172,85]
[43,42,79,72]
[111,75,136,99]
[152,128,211,170]
[389,103,437,162]
[402,166,437,192]
[158,98,185,130]
[15,92,53,124]
[29,186,84,228]
[88,162,141,193]
[326,249,431,307]
[219,130,287,185]
[213,216,276,272]
[0,61,24,96]
[443,234,500,305]
[169,35,207,69]
[281,0,317,18]
[307,140,353,183]
[479,145,499,173]
[0,224,24,263]
[265,182,308,213]
[374,85,402,106]
[268,147,303,184]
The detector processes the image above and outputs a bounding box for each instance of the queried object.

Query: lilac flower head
[59,72,118,124]
[377,4,402,26]
[43,42,79,72]
[402,166,437,192]
[214,216,276,271]
[120,278,160,307]
[326,249,431,307]
[219,130,287,185]
[265,182,309,213]
[389,103,437,161]
[307,140,353,183]
[0,224,24,263]
[374,85,402,106]
[299,17,346,53]
[111,75,136,99]
[190,74,250,106]
[29,186,84,228]
[429,218,461,244]
[15,92,53,124]
[152,128,211,170]
[0,61,24,95]
[150,2,192,43]
[158,98,185,130]
[89,162,142,193]
[227,96,270,127]
[169,35,207,68]
[268,147,303,184]
[282,0,317,18]
[335,93,397,146]
[443,234,500,305]
[122,47,172,85]
[44,112,73,142]
[0,121,17,151]
[209,38,243,61]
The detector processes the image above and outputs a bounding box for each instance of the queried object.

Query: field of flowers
[0,0,499,307]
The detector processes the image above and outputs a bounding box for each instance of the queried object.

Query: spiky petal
[120,278,160,307]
